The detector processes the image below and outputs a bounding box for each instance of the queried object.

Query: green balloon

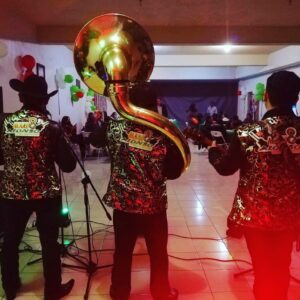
[64,74,74,83]
[87,89,95,97]
[256,83,265,95]
[71,94,79,102]
[256,82,264,90]
[255,93,264,101]
[90,104,97,111]
[70,85,80,93]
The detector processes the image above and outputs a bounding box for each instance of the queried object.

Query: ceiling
[1,0,300,45]
[1,0,299,68]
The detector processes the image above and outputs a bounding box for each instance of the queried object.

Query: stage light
[62,207,69,215]
[60,207,71,228]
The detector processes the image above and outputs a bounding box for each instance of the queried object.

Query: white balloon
[55,68,66,89]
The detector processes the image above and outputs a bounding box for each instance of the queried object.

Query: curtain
[152,80,238,129]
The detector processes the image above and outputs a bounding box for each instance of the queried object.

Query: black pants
[244,228,295,300]
[1,198,62,297]
[110,209,170,300]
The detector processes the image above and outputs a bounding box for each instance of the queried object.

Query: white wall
[1,40,300,124]
[237,46,300,121]
[151,66,237,80]
[153,46,300,120]
[238,66,300,121]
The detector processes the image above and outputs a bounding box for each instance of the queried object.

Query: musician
[208,71,300,300]
[89,83,181,300]
[0,75,76,300]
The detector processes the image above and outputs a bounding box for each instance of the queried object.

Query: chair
[210,130,228,148]
[81,131,92,139]
[89,143,104,159]
[81,131,106,159]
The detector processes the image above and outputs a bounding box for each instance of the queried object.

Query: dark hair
[129,82,157,111]
[266,71,300,108]
[61,116,71,125]
[187,103,197,113]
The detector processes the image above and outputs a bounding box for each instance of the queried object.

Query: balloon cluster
[21,55,36,80]
[63,74,85,102]
[55,71,96,109]
[255,82,265,101]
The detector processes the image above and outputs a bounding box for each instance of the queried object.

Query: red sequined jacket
[209,108,300,231]
[0,109,76,200]
[90,119,182,214]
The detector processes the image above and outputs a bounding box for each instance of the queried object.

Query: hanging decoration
[90,104,97,111]
[70,85,84,102]
[76,91,84,98]
[85,92,97,112]
[71,93,79,102]
[255,82,265,101]
[64,74,74,83]
[87,89,95,97]
[55,68,66,89]
[70,85,80,93]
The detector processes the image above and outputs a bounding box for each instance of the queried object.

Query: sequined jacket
[209,108,300,231]
[90,119,182,214]
[0,109,77,200]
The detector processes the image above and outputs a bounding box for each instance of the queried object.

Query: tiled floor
[1,143,300,299]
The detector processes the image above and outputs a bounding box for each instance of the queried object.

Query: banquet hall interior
[1,1,300,299]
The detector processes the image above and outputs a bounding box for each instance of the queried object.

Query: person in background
[110,111,119,120]
[208,70,300,300]
[206,101,218,116]
[243,112,253,124]
[157,98,168,117]
[229,115,243,129]
[61,116,77,139]
[94,110,105,128]
[0,75,76,300]
[61,115,85,161]
[186,103,199,128]
[83,112,99,132]
[90,82,181,300]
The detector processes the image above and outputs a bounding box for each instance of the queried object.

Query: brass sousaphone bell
[74,13,191,174]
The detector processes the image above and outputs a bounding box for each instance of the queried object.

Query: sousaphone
[74,13,191,174]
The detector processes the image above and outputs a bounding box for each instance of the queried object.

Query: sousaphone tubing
[74,13,191,174]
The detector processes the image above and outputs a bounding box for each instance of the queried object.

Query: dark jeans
[244,228,295,300]
[110,209,170,300]
[1,198,62,297]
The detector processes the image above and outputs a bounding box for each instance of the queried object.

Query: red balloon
[21,55,36,70]
[24,70,34,80]
[76,91,84,98]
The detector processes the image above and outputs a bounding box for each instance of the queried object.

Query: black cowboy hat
[9,75,58,99]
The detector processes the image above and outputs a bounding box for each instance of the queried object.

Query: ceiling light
[223,43,232,53]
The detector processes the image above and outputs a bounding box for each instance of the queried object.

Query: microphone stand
[61,133,112,300]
